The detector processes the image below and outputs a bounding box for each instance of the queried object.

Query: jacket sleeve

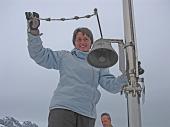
[98,68,128,94]
[27,33,66,70]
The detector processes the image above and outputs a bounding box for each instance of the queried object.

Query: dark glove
[25,12,40,35]
[138,61,144,75]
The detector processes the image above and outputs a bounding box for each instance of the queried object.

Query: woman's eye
[77,38,81,42]
[84,38,88,41]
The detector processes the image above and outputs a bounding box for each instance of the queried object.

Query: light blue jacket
[27,33,128,118]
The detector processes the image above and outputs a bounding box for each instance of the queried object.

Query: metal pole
[122,0,142,127]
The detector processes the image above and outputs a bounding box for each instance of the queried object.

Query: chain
[35,8,103,38]
[37,13,96,21]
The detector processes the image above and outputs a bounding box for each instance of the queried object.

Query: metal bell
[87,38,118,68]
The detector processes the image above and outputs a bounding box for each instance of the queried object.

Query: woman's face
[74,32,92,52]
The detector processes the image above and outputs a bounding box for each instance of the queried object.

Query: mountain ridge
[0,116,38,127]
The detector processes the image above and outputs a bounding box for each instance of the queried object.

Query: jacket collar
[71,48,89,60]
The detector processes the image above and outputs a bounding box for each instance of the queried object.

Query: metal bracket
[121,77,145,102]
[121,83,142,97]
[124,41,134,48]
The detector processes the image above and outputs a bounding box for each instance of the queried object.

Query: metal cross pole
[122,0,143,127]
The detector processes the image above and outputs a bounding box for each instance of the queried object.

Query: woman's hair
[101,112,111,121]
[72,27,93,45]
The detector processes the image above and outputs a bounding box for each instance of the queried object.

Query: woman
[26,12,128,127]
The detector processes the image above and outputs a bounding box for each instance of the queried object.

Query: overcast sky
[0,0,170,127]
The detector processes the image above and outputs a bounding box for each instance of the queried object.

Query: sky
[0,0,170,127]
